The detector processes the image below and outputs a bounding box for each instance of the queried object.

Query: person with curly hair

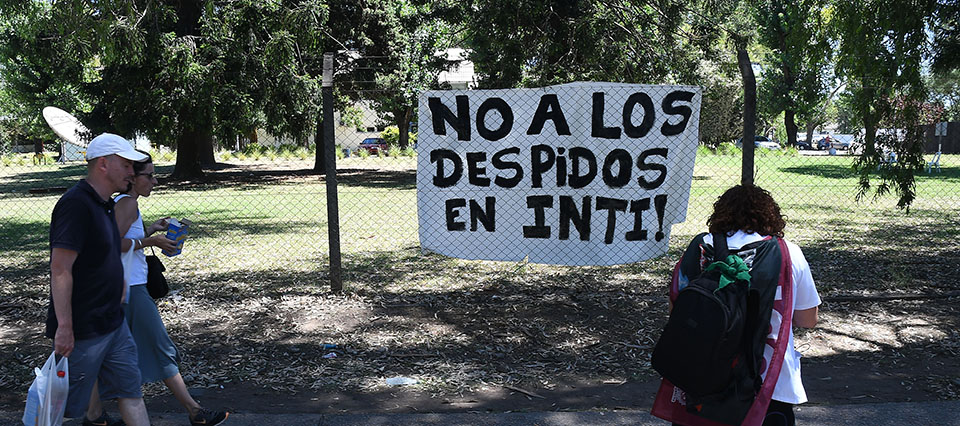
[653,185,821,426]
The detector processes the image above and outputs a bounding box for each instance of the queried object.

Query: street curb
[3,400,959,426]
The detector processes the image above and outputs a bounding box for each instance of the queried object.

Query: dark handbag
[145,248,169,299]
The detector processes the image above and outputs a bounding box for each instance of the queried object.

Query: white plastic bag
[22,351,69,426]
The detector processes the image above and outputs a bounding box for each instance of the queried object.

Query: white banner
[417,82,701,266]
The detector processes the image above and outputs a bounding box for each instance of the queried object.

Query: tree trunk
[785,110,799,146]
[175,0,203,37]
[398,106,413,149]
[778,27,797,148]
[805,121,816,145]
[737,43,757,186]
[172,128,205,179]
[862,106,878,158]
[314,114,327,173]
[861,86,878,158]
[199,128,215,165]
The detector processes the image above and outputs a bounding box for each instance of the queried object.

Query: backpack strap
[711,232,729,261]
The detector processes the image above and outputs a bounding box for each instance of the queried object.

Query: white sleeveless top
[115,194,149,286]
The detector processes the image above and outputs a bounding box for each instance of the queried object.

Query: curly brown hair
[707,185,785,237]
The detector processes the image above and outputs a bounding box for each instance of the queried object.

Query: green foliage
[380,126,418,147]
[401,146,416,157]
[340,105,365,131]
[932,1,960,73]
[242,143,268,156]
[926,70,960,121]
[387,144,401,157]
[771,111,788,144]
[717,142,742,156]
[0,0,332,178]
[697,144,716,156]
[700,65,744,146]
[335,145,344,160]
[463,0,698,87]
[381,126,401,145]
[834,0,934,209]
[754,0,833,144]
[361,1,452,149]
[277,144,298,155]
[295,147,310,160]
[357,148,371,159]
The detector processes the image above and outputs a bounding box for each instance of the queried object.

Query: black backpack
[652,233,768,424]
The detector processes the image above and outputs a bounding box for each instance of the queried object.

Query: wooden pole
[322,53,342,292]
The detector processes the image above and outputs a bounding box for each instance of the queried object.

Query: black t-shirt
[46,179,125,340]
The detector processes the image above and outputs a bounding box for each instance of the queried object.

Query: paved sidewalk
[4,400,959,426]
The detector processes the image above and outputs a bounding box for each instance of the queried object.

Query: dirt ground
[3,288,957,416]
[126,297,960,415]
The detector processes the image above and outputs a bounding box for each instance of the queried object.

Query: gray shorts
[62,322,142,419]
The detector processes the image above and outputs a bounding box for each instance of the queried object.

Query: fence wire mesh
[0,78,958,294]
[2,68,960,399]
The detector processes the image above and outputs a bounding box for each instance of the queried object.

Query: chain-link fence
[3,62,959,401]
[1,75,958,295]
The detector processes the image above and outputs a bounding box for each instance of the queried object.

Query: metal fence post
[323,52,342,292]
[737,44,756,186]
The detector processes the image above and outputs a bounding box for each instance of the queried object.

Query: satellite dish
[42,107,92,147]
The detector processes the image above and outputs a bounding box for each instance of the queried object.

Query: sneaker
[82,411,125,426]
[190,408,229,426]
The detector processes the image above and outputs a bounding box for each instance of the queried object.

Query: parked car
[359,137,388,155]
[795,140,812,150]
[736,135,781,150]
[816,136,833,150]
[832,139,851,150]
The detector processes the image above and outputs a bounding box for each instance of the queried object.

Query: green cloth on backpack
[704,255,751,290]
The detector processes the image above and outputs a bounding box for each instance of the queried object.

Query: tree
[458,0,768,183]
[0,1,330,179]
[365,0,454,149]
[932,0,960,73]
[683,0,761,184]
[926,70,960,121]
[754,0,832,147]
[0,1,91,151]
[461,0,699,88]
[834,0,936,209]
[698,59,745,146]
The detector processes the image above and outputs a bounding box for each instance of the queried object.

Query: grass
[0,151,954,312]
[1,153,957,279]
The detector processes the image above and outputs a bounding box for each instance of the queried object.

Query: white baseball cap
[85,133,149,162]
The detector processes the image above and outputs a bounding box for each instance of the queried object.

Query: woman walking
[108,152,228,426]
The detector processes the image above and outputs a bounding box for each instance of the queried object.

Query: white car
[736,136,781,150]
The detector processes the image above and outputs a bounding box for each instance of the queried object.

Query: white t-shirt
[703,231,821,404]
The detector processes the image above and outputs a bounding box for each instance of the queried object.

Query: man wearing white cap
[47,133,151,426]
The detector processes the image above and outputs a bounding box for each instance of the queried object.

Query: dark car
[795,140,812,150]
[359,137,388,155]
[816,137,833,150]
